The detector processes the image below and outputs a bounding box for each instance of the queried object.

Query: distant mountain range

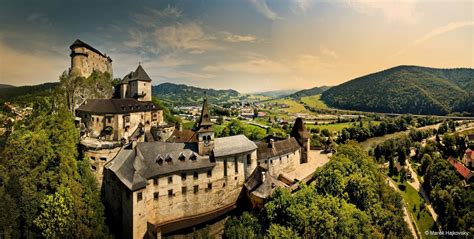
[253,89,299,98]
[321,65,474,115]
[152,82,244,105]
[0,82,59,103]
[288,86,331,99]
[0,84,15,89]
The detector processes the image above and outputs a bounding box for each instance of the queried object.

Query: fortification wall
[130,150,258,238]
[70,46,112,78]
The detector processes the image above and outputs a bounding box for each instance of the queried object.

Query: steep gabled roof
[290,117,309,147]
[120,65,152,84]
[256,137,300,160]
[197,95,213,132]
[448,157,473,181]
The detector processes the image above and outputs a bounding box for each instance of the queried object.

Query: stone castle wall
[70,46,112,78]
[128,150,258,238]
[258,149,301,177]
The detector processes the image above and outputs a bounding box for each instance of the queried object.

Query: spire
[197,93,213,131]
[290,117,309,146]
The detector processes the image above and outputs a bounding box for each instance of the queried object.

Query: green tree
[33,186,74,238]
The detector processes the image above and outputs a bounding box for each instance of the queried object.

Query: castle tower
[69,39,113,78]
[290,117,310,163]
[125,65,152,101]
[196,94,214,155]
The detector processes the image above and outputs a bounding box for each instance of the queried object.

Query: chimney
[268,138,275,148]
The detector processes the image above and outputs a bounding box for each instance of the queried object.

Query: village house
[448,156,473,184]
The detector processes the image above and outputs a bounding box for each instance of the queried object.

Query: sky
[0,0,472,93]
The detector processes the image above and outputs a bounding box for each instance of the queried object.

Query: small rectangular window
[224,159,228,177]
[153,192,159,200]
[182,186,187,194]
[137,192,143,202]
[234,157,238,173]
[168,176,173,184]
[153,178,158,185]
[91,165,96,172]
[193,185,199,194]
[181,173,186,181]
[246,154,251,165]
[193,172,198,180]
[207,183,212,190]
[100,157,107,161]
[168,189,173,197]
[207,170,212,178]
[90,156,96,161]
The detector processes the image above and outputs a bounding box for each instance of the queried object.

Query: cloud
[248,0,282,20]
[156,70,215,80]
[319,45,339,59]
[123,29,147,48]
[414,21,474,45]
[26,13,52,27]
[220,31,258,43]
[342,0,419,24]
[291,0,314,13]
[389,21,474,59]
[154,22,219,52]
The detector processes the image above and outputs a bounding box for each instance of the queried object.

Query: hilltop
[152,82,269,105]
[321,65,474,115]
[288,85,331,99]
[0,82,59,104]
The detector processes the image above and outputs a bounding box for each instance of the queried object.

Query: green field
[400,183,437,238]
[266,98,312,114]
[306,120,381,133]
[300,94,328,109]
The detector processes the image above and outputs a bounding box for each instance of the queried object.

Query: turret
[196,94,214,155]
[290,117,310,163]
[117,65,152,101]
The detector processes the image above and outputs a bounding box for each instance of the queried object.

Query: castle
[72,40,311,239]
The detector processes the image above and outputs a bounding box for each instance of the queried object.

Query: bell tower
[196,93,214,155]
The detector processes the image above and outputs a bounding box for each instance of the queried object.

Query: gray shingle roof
[213,135,258,157]
[70,39,108,58]
[120,65,152,84]
[106,142,215,191]
[256,137,300,160]
[76,98,159,114]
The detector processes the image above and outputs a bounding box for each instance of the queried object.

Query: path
[406,160,439,227]
[385,177,418,239]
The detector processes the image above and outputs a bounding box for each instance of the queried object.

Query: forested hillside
[0,82,59,104]
[152,82,243,105]
[289,86,331,99]
[321,66,473,115]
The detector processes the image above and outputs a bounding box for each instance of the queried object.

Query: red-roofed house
[448,156,473,183]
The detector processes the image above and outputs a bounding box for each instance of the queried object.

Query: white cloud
[220,31,258,43]
[154,22,219,52]
[342,0,419,24]
[415,21,474,45]
[389,21,474,59]
[248,0,282,20]
[291,0,314,13]
[319,45,339,59]
[123,29,147,48]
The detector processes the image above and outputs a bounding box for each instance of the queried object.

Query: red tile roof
[448,157,473,181]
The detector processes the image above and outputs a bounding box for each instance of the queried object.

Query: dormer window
[190,154,197,161]
[165,155,172,163]
[178,153,186,161]
[156,156,163,165]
